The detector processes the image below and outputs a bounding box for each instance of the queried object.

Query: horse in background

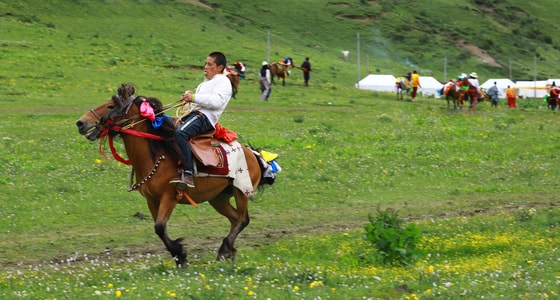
[232,61,246,79]
[269,57,293,86]
[479,88,491,103]
[395,77,410,100]
[224,66,240,98]
[442,81,466,109]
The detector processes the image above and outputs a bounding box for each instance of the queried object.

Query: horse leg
[208,189,250,261]
[147,197,188,268]
[449,93,457,109]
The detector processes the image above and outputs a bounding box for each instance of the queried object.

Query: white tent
[546,79,560,87]
[480,78,515,99]
[418,76,443,98]
[515,80,548,98]
[355,74,396,92]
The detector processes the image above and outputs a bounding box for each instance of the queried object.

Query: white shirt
[265,69,271,84]
[469,78,480,91]
[194,73,232,127]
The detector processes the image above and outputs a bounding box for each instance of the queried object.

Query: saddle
[190,131,229,176]
[173,116,237,175]
[190,130,220,166]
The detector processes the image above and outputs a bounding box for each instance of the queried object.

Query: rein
[97,100,182,164]
[95,98,194,196]
[98,121,164,165]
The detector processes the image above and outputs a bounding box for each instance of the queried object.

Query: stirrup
[169,172,195,189]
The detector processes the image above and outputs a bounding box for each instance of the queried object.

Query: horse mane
[132,96,183,163]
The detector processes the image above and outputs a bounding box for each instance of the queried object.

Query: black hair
[208,51,227,72]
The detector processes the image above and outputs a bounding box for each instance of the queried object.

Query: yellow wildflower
[309,280,323,288]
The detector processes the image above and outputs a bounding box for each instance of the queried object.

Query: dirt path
[456,39,502,67]
[5,200,556,269]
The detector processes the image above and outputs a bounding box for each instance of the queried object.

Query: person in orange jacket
[506,85,517,108]
[410,70,421,101]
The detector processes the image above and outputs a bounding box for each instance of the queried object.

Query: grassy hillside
[2,0,560,108]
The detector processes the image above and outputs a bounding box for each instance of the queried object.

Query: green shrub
[515,206,536,221]
[363,206,424,265]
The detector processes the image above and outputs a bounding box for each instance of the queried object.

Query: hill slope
[1,0,559,103]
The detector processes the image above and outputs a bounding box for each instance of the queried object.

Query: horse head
[76,83,136,141]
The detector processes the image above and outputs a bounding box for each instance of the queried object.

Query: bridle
[93,95,185,164]
[88,94,202,204]
[95,95,161,165]
[89,108,102,121]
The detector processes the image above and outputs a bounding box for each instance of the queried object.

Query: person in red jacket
[467,72,480,110]
[548,82,559,111]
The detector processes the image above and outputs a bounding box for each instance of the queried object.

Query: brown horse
[76,84,271,267]
[269,58,293,86]
[443,81,466,109]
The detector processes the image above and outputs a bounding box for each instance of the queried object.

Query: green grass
[2,206,558,299]
[1,0,560,298]
[2,89,560,298]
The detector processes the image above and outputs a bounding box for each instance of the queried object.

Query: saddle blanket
[195,141,254,198]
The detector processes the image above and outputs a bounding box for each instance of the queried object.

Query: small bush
[515,206,536,222]
[363,206,424,265]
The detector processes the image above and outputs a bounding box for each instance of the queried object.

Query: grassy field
[1,0,560,298]
[2,85,559,298]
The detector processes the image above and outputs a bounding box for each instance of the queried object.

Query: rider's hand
[181,91,194,103]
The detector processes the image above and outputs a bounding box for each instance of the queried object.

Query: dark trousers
[175,111,214,172]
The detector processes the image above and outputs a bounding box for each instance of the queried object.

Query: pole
[443,56,447,82]
[357,33,360,88]
[534,56,537,100]
[266,31,270,64]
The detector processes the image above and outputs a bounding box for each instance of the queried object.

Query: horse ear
[118,83,135,100]
[111,95,124,108]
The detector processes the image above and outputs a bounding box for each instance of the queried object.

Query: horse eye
[108,105,116,109]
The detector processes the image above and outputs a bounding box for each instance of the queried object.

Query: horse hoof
[217,250,236,261]
[174,256,188,268]
[217,254,234,261]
